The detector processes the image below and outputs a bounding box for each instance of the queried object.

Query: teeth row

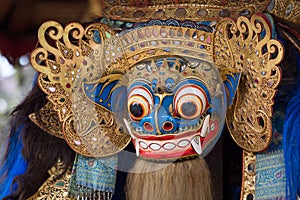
[124,116,209,157]
[134,135,204,157]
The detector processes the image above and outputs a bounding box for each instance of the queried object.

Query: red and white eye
[174,85,209,119]
[128,87,154,121]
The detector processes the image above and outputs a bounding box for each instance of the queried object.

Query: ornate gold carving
[27,162,74,200]
[29,102,64,139]
[30,14,283,156]
[268,0,300,25]
[101,0,271,22]
[104,25,214,70]
[102,24,231,94]
[241,150,256,200]
[30,21,131,157]
[214,14,283,152]
[130,25,233,90]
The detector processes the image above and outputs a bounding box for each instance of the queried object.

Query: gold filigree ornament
[215,15,284,152]
[29,102,64,139]
[30,21,131,157]
[27,162,73,200]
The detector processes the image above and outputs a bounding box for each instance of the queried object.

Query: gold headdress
[30,14,283,156]
[30,22,131,157]
[28,1,288,198]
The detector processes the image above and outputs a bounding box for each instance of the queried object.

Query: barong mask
[1,0,297,198]
[29,13,284,198]
[85,55,227,160]
[23,0,293,196]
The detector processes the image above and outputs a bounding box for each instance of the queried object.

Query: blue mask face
[127,57,212,136]
[83,55,228,159]
[113,56,227,159]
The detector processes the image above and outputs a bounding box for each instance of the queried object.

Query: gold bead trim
[101,0,271,22]
[268,0,300,25]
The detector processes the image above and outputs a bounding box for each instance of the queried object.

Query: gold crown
[101,0,271,22]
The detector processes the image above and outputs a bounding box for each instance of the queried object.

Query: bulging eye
[128,87,154,121]
[128,97,149,121]
[174,85,209,119]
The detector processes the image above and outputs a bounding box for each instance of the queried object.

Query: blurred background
[0,0,102,144]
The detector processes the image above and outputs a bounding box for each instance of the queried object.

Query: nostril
[144,122,154,132]
[163,121,174,131]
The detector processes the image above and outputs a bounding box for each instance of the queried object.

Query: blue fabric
[0,127,27,199]
[75,154,117,192]
[255,106,287,199]
[263,14,300,198]
[255,150,286,199]
[68,153,118,197]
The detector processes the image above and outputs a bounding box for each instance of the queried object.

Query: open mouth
[123,115,211,159]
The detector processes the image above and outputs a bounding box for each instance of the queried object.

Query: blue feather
[0,127,27,198]
[283,51,300,199]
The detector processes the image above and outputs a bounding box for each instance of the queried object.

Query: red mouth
[125,117,220,160]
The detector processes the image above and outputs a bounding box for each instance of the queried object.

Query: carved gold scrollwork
[30,14,283,157]
[214,14,284,152]
[29,102,64,139]
[30,21,131,157]
[27,162,73,200]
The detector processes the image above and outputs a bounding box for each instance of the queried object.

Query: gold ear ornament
[214,14,283,200]
[30,21,131,157]
[216,15,284,152]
